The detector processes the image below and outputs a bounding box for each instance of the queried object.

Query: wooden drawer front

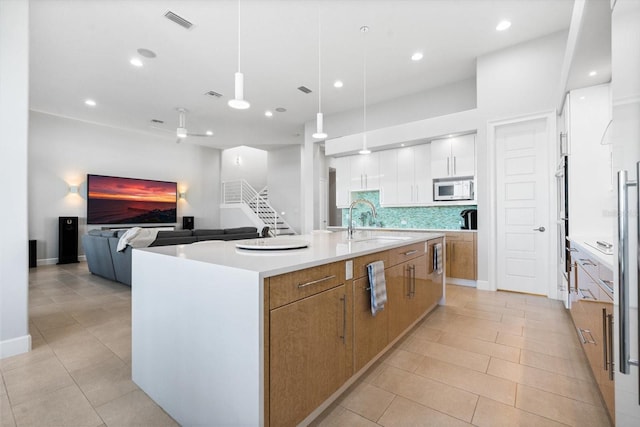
[269,262,345,309]
[353,251,390,280]
[388,242,425,267]
[444,232,475,242]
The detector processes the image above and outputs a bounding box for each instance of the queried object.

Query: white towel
[367,260,387,316]
[116,227,160,252]
[434,243,443,274]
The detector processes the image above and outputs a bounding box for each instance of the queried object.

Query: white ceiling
[30,0,582,151]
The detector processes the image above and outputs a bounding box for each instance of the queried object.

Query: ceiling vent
[150,119,165,124]
[297,86,312,94]
[164,11,194,30]
[204,90,223,98]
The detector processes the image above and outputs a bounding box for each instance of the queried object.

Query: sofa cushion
[193,229,224,236]
[88,229,118,237]
[149,236,197,246]
[223,227,258,234]
[157,230,193,238]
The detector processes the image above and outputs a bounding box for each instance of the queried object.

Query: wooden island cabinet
[132,232,445,427]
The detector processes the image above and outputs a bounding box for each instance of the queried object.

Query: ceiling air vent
[164,11,194,30]
[150,119,165,124]
[297,86,312,94]
[204,90,223,98]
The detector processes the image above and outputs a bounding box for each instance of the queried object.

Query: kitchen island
[132,230,444,426]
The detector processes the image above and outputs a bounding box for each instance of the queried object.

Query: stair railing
[222,180,278,236]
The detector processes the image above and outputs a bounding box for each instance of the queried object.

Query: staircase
[222,180,296,236]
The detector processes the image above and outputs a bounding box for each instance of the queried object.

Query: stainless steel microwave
[433,179,474,201]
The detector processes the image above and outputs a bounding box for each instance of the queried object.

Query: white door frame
[487,110,558,298]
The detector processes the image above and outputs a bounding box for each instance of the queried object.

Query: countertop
[327,226,477,233]
[136,229,444,278]
[567,235,615,270]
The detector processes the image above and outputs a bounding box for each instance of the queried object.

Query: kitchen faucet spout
[347,199,377,240]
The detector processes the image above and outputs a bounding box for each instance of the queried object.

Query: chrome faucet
[347,199,377,239]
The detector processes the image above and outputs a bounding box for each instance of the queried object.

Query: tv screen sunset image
[87,175,177,224]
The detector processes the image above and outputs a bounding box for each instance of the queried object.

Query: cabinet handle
[411,265,416,298]
[453,156,457,175]
[577,328,596,345]
[403,249,418,256]
[603,308,609,371]
[365,174,368,188]
[579,258,596,266]
[573,262,578,293]
[568,248,578,252]
[297,275,336,289]
[607,313,614,380]
[340,295,346,344]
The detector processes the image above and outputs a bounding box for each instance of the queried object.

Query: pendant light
[177,108,188,138]
[312,7,327,139]
[228,0,250,110]
[359,25,371,155]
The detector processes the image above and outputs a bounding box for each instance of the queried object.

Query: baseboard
[476,279,494,291]
[447,278,477,288]
[37,255,86,266]
[0,334,31,359]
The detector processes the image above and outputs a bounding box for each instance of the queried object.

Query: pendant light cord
[237,0,241,72]
[317,6,322,113]
[362,26,368,142]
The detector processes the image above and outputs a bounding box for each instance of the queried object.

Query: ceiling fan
[150,108,214,143]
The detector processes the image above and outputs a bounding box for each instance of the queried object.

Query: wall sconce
[68,185,79,194]
[179,192,187,200]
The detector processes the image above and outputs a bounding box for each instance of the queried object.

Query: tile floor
[0,263,611,427]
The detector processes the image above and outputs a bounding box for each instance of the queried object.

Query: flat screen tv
[87,174,177,225]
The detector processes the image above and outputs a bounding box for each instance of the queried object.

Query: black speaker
[183,216,194,230]
[29,239,37,268]
[58,216,78,264]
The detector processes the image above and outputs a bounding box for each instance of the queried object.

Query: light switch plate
[345,260,353,280]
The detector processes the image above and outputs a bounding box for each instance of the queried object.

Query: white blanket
[116,227,161,252]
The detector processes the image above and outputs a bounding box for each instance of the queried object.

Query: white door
[495,117,551,295]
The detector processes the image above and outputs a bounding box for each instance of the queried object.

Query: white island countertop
[136,229,444,278]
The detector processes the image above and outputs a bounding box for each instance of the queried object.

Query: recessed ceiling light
[448,134,453,138]
[401,143,405,147]
[496,20,511,31]
[265,110,273,117]
[130,58,143,67]
[137,48,157,58]
[206,130,213,136]
[579,96,586,100]
[85,99,96,107]
[589,70,598,77]
[411,52,423,61]
[334,80,343,88]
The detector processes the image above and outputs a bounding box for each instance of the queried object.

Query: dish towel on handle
[367,260,387,316]
[434,243,443,274]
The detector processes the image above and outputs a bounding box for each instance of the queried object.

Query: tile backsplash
[341,190,476,230]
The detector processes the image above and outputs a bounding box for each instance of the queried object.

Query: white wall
[267,146,302,233]
[0,0,30,358]
[475,30,567,286]
[29,111,221,263]
[220,146,268,191]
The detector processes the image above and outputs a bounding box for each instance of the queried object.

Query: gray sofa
[82,227,261,286]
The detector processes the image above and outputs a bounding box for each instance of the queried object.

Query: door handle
[533,226,546,232]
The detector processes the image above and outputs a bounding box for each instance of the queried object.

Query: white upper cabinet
[379,144,432,206]
[350,152,379,191]
[431,134,476,178]
[334,156,351,208]
[378,149,398,205]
